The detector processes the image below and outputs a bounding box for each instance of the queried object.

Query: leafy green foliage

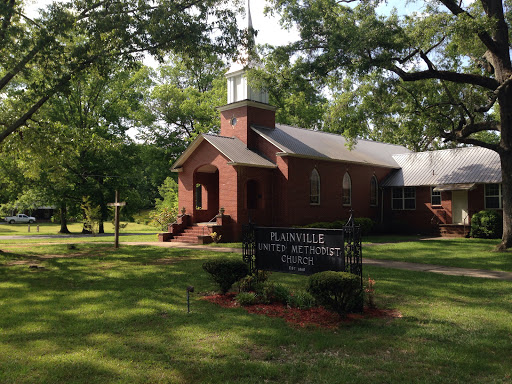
[235,291,257,306]
[238,269,270,292]
[264,0,512,249]
[149,177,179,230]
[260,1,501,150]
[137,54,227,161]
[1,63,153,232]
[287,290,316,310]
[307,271,362,314]
[202,258,250,294]
[0,0,244,144]
[254,281,290,304]
[81,196,101,235]
[471,210,503,239]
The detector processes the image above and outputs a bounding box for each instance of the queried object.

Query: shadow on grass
[0,245,511,383]
[364,238,512,272]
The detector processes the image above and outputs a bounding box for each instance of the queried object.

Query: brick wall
[220,103,276,149]
[382,184,492,234]
[178,140,238,229]
[283,157,393,226]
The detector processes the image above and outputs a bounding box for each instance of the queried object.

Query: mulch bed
[202,293,402,329]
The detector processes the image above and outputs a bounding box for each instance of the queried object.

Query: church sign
[253,227,347,275]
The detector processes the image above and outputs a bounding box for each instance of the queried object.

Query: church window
[343,172,352,206]
[370,176,378,206]
[310,169,320,205]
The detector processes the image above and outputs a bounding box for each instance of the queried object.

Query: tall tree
[265,0,512,250]
[1,62,149,232]
[137,53,228,164]
[0,0,244,145]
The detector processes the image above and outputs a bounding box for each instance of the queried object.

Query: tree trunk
[58,202,71,234]
[497,85,512,251]
[497,150,512,250]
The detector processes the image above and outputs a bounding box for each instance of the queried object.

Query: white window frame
[431,187,442,206]
[392,187,416,210]
[484,183,503,209]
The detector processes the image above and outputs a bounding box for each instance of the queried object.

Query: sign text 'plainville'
[255,228,345,275]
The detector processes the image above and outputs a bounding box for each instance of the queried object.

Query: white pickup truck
[4,214,36,224]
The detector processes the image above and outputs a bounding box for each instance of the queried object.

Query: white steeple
[226,0,269,105]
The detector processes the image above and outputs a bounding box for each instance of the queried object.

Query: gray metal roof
[203,134,276,168]
[171,134,276,171]
[252,124,411,168]
[381,146,502,187]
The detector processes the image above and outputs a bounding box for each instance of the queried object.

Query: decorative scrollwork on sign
[343,224,363,284]
[242,224,256,273]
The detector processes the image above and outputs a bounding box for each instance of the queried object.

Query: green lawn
[0,222,157,236]
[365,238,512,272]
[0,242,511,383]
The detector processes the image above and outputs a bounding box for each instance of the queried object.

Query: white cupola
[225,0,269,105]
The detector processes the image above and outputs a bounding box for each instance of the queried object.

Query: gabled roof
[381,146,502,187]
[252,124,411,168]
[171,134,276,171]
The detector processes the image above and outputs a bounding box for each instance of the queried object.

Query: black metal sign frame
[242,221,362,281]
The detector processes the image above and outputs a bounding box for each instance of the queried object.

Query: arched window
[195,183,204,209]
[310,169,320,205]
[370,176,378,206]
[342,172,351,206]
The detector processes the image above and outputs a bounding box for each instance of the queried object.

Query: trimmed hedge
[471,210,503,239]
[301,217,375,235]
[202,259,249,293]
[307,271,362,314]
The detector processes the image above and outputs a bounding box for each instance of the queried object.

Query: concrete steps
[439,224,470,238]
[169,224,214,244]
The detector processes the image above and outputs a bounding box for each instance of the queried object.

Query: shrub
[239,270,270,292]
[236,292,257,306]
[287,291,316,309]
[353,218,375,236]
[254,282,290,304]
[202,259,249,294]
[307,271,362,314]
[302,218,375,235]
[471,210,503,239]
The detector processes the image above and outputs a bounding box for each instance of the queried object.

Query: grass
[0,234,160,246]
[0,222,157,236]
[0,241,511,383]
[365,238,512,272]
[207,235,424,249]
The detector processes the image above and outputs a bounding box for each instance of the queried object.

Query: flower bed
[203,293,401,329]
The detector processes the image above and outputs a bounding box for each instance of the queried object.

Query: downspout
[380,187,385,224]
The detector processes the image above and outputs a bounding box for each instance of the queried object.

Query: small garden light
[186,286,194,313]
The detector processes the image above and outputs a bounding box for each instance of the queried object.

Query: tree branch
[437,0,501,57]
[449,136,499,152]
[458,121,500,137]
[388,64,500,90]
[0,57,97,143]
[475,93,498,112]
[0,44,41,91]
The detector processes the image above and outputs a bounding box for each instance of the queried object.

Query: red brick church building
[162,62,502,243]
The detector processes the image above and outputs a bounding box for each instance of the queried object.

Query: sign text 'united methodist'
[255,227,345,275]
